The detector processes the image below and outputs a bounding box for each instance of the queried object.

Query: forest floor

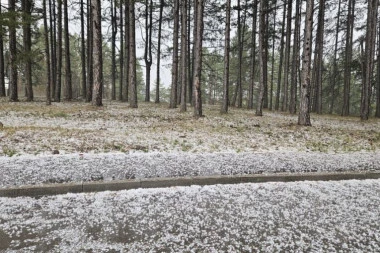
[1,99,379,156]
[1,99,380,251]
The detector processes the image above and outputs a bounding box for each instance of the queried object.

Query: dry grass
[1,100,379,156]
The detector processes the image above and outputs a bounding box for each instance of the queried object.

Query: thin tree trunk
[314,0,325,114]
[248,0,258,110]
[55,0,63,102]
[8,0,18,102]
[91,0,103,106]
[124,0,130,101]
[329,0,341,114]
[111,0,117,100]
[86,0,93,102]
[281,0,292,111]
[64,0,72,100]
[155,0,164,103]
[377,19,380,118]
[180,0,188,112]
[275,0,286,111]
[289,0,300,114]
[256,0,266,116]
[269,1,277,111]
[193,0,204,118]
[23,0,33,101]
[221,0,231,114]
[236,0,244,108]
[0,4,5,97]
[129,0,138,108]
[187,0,192,105]
[81,0,87,99]
[48,0,56,100]
[170,0,180,108]
[43,0,51,105]
[119,1,124,101]
[298,0,314,126]
[144,0,153,102]
[342,0,355,116]
[361,0,378,120]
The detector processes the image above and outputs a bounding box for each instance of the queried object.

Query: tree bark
[342,0,355,116]
[80,0,87,99]
[43,0,51,105]
[64,0,72,100]
[256,0,266,116]
[155,0,164,103]
[377,19,380,118]
[144,0,153,102]
[8,0,18,102]
[221,0,231,114]
[86,0,93,102]
[180,0,188,112]
[193,0,204,118]
[91,0,103,106]
[281,0,292,111]
[119,1,124,101]
[0,4,5,97]
[22,0,33,101]
[289,0,301,114]
[170,0,180,108]
[312,0,325,114]
[129,0,138,108]
[55,0,63,102]
[275,0,286,111]
[298,0,314,126]
[361,0,378,120]
[269,1,277,111]
[124,0,130,101]
[248,0,258,110]
[329,0,342,114]
[111,0,117,100]
[48,0,56,100]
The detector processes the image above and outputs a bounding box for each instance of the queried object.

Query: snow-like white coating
[1,152,379,188]
[0,180,379,252]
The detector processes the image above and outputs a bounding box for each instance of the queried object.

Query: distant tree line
[0,0,379,123]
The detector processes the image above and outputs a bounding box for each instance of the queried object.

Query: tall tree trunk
[129,0,138,108]
[236,0,245,108]
[144,0,153,102]
[22,0,33,101]
[248,0,258,110]
[342,0,355,116]
[329,0,342,114]
[256,0,266,116]
[91,0,102,106]
[80,0,86,99]
[48,0,56,100]
[86,0,93,102]
[8,0,18,102]
[221,0,231,114]
[275,0,286,111]
[187,0,192,105]
[311,0,325,114]
[111,0,117,100]
[0,4,5,97]
[376,20,380,118]
[298,0,314,126]
[281,0,292,111]
[289,0,301,114]
[119,1,124,101]
[180,0,188,112]
[155,0,164,103]
[64,0,72,100]
[193,0,204,118]
[269,1,277,111]
[170,0,180,108]
[55,0,63,102]
[124,0,130,101]
[43,0,51,105]
[361,0,378,120]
